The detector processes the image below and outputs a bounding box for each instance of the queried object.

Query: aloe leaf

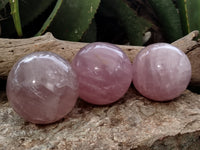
[81,19,97,42]
[1,0,55,37]
[0,0,9,10]
[101,0,152,45]
[177,0,200,35]
[176,0,189,35]
[19,0,55,27]
[148,0,183,42]
[9,0,23,37]
[35,0,62,36]
[187,0,200,32]
[47,0,100,41]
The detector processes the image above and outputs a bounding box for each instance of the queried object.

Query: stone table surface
[0,87,200,150]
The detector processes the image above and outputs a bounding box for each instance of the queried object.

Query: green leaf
[0,0,9,10]
[177,0,200,35]
[101,0,152,45]
[35,0,62,36]
[148,0,183,42]
[176,0,189,35]
[47,0,100,41]
[1,0,55,37]
[9,0,23,37]
[19,0,55,27]
[81,19,97,42]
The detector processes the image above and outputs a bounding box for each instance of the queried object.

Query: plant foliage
[47,0,101,41]
[0,0,8,10]
[0,0,200,45]
[148,0,183,42]
[177,0,200,36]
[101,0,152,45]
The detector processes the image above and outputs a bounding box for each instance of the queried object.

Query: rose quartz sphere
[132,43,191,101]
[6,52,79,124]
[72,42,132,105]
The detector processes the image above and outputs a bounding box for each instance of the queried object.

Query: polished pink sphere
[6,52,79,124]
[72,42,132,105]
[132,43,191,101]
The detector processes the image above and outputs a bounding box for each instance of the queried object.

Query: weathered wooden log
[0,32,200,149]
[0,33,142,78]
[0,31,199,86]
[0,88,200,149]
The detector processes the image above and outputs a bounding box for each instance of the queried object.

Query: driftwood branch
[1,87,200,149]
[0,31,199,86]
[0,32,200,149]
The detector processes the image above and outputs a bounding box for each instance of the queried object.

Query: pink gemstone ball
[71,42,132,105]
[6,52,79,124]
[132,43,191,101]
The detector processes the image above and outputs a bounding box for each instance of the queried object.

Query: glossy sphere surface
[132,43,191,101]
[72,42,132,105]
[7,52,79,124]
